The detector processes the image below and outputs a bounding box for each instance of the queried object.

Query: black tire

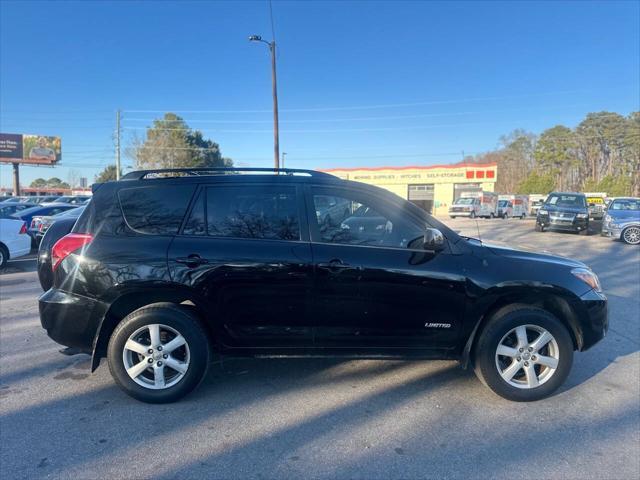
[535,223,545,232]
[450,216,456,219]
[579,228,589,236]
[473,305,574,402]
[107,303,210,403]
[0,244,8,269]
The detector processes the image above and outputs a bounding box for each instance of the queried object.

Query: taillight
[19,222,27,234]
[51,233,93,271]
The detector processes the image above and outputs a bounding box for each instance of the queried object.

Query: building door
[408,184,434,213]
[453,183,481,202]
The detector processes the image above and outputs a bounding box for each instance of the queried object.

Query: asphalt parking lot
[1,218,639,480]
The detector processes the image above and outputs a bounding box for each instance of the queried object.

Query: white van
[449,191,498,219]
[498,195,529,219]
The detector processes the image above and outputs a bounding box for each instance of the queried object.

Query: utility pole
[115,109,121,180]
[281,151,287,169]
[249,35,280,170]
[271,41,280,170]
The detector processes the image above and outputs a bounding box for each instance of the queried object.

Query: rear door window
[119,185,195,235]
[202,185,300,241]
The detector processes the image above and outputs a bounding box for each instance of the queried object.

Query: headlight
[576,213,588,219]
[571,267,602,292]
[538,209,548,215]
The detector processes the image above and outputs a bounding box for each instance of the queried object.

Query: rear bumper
[578,289,608,351]
[449,211,473,217]
[39,288,107,352]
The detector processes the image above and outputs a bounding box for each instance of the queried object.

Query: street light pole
[249,35,280,170]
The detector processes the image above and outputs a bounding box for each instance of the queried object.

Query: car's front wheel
[107,303,210,403]
[473,305,573,402]
[622,226,640,245]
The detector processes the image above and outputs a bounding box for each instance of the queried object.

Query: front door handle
[317,259,358,272]
[175,254,208,267]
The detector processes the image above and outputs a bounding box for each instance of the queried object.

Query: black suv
[39,168,608,403]
[535,192,590,234]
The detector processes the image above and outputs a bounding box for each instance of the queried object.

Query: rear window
[119,185,195,235]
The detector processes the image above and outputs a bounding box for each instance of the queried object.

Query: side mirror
[424,228,445,251]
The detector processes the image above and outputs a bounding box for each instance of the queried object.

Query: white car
[0,218,31,268]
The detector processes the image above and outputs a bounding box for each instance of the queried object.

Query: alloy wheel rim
[623,227,640,244]
[122,323,190,390]
[495,324,560,389]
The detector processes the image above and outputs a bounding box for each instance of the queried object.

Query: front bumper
[578,289,608,351]
[449,210,473,217]
[537,214,589,232]
[39,288,107,352]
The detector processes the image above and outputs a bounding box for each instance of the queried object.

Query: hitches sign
[0,133,61,165]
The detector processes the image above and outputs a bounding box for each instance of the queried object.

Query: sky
[1,0,638,188]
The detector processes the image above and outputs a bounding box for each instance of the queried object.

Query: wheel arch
[91,285,214,371]
[460,287,584,369]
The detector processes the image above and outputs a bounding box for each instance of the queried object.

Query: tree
[127,113,233,169]
[495,129,536,193]
[516,171,556,194]
[30,178,48,188]
[95,165,121,183]
[534,126,578,191]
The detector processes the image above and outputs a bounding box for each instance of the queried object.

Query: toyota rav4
[39,168,608,403]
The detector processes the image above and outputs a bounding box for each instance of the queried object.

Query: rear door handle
[317,259,359,272]
[175,254,208,267]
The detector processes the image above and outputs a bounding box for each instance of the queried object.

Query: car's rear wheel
[622,226,640,245]
[0,244,8,269]
[473,305,573,401]
[107,303,210,403]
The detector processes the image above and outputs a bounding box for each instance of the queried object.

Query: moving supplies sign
[0,133,61,165]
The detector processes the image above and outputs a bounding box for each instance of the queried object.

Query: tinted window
[183,190,206,235]
[312,189,423,248]
[206,185,300,241]
[119,185,195,235]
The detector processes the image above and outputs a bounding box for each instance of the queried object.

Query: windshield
[455,198,476,205]
[610,199,640,211]
[546,194,586,208]
[498,200,509,207]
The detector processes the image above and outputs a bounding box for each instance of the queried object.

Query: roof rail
[120,167,336,181]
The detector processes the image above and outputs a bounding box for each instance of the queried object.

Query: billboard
[0,133,61,165]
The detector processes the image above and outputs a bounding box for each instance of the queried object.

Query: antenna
[475,217,482,244]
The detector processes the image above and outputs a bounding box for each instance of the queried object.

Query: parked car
[27,195,61,204]
[39,167,607,404]
[0,203,37,218]
[585,193,607,220]
[0,196,29,203]
[535,192,590,235]
[11,204,79,245]
[0,218,30,268]
[42,195,91,206]
[35,206,85,242]
[601,197,640,245]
